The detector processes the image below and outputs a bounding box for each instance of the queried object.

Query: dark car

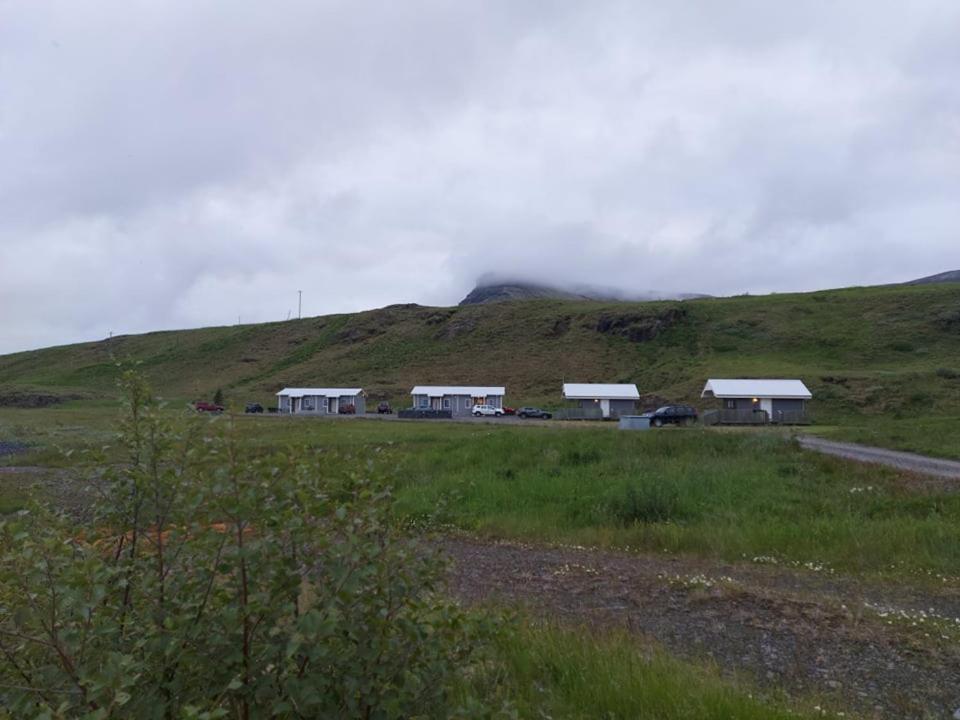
[516,406,552,419]
[244,402,264,414]
[377,401,392,414]
[641,405,698,427]
[194,401,224,413]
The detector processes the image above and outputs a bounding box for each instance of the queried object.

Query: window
[472,396,486,406]
[418,396,428,408]
[724,399,736,410]
[443,397,450,409]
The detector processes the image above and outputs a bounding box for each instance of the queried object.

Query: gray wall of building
[609,399,637,416]
[721,397,758,411]
[717,397,807,413]
[575,398,637,417]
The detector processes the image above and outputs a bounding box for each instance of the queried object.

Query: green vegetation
[0,375,493,719]
[4,407,957,579]
[0,377,856,719]
[383,424,960,578]
[1,282,959,458]
[469,622,826,720]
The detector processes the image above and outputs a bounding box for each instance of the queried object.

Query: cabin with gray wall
[412,393,503,417]
[279,393,365,415]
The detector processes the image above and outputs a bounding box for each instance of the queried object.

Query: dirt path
[440,535,960,719]
[798,436,960,481]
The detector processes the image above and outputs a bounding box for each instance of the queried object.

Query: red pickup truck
[193,401,224,413]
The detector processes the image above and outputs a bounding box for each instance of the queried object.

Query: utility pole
[298,290,302,320]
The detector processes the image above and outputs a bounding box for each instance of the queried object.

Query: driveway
[797,435,960,480]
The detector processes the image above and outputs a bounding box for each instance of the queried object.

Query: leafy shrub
[0,371,496,719]
[606,482,685,525]
[935,367,960,380]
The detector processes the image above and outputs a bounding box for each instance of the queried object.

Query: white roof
[562,383,640,400]
[276,387,363,398]
[410,385,505,397]
[701,379,812,400]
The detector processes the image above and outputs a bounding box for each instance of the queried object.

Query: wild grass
[3,406,959,579]
[380,424,960,578]
[467,620,832,719]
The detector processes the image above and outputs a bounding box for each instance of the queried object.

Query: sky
[1,1,958,354]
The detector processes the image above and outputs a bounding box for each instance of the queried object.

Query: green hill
[3,283,960,423]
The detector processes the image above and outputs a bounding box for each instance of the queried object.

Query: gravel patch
[441,535,960,719]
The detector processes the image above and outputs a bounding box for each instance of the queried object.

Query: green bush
[0,371,496,719]
[606,482,686,525]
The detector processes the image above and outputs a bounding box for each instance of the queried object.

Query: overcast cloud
[1,1,958,353]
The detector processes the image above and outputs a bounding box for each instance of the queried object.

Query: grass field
[463,621,825,720]
[4,409,957,581]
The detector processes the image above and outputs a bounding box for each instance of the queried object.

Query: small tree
[0,371,497,718]
[213,387,224,406]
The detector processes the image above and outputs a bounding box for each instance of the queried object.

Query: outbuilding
[561,383,640,419]
[410,386,506,417]
[700,379,811,424]
[276,388,366,415]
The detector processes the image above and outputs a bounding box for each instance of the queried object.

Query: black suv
[641,405,698,427]
[244,402,264,414]
[517,407,552,419]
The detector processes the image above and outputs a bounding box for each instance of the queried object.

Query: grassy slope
[1,282,959,454]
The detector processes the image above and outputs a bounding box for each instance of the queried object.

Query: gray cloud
[1,1,958,353]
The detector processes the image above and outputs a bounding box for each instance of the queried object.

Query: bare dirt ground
[441,535,960,719]
[798,436,960,482]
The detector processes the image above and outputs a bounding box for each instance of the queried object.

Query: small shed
[700,379,811,424]
[410,386,506,417]
[562,383,640,419]
[276,388,366,415]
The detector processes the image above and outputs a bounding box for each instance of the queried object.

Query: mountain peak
[458,276,707,306]
[906,269,960,285]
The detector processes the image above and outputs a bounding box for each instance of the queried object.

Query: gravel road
[798,436,960,480]
[441,535,960,719]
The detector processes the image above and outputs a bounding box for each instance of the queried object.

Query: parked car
[377,401,393,414]
[502,406,516,416]
[194,401,224,413]
[641,405,698,427]
[244,402,264,414]
[516,406,552,419]
[472,404,504,417]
